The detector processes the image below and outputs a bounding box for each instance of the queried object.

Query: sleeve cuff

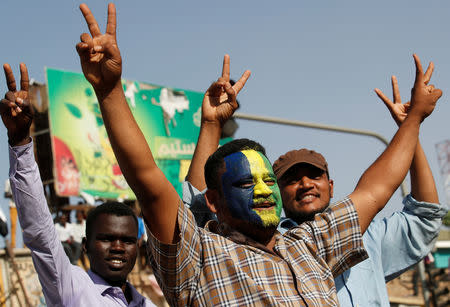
[9,140,35,177]
[403,194,448,218]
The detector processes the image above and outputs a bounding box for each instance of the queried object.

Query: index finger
[413,54,424,86]
[391,76,401,104]
[105,3,116,38]
[3,64,16,92]
[221,54,230,81]
[374,88,393,107]
[80,3,102,37]
[232,70,251,94]
[423,62,434,85]
[19,63,29,92]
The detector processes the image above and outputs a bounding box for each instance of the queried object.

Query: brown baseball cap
[272,148,329,180]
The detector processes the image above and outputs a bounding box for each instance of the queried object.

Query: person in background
[71,209,86,267]
[54,213,77,264]
[0,206,8,237]
[1,62,157,306]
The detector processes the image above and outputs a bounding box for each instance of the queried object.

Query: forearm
[9,142,55,243]
[96,82,160,199]
[96,83,180,243]
[351,114,421,233]
[186,121,221,190]
[410,140,439,203]
[9,142,72,304]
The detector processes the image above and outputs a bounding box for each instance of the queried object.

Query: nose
[254,179,272,197]
[298,176,314,189]
[110,239,125,253]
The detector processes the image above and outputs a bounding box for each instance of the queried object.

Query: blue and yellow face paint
[221,149,283,227]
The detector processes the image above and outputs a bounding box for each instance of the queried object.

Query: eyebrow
[95,233,137,240]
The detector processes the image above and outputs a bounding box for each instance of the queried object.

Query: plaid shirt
[147,197,367,306]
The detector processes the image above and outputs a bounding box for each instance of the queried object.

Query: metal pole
[234,112,409,197]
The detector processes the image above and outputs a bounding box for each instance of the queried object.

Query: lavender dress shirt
[9,141,155,307]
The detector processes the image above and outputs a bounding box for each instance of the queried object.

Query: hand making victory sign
[375,59,435,126]
[186,56,251,191]
[349,54,442,233]
[76,3,122,96]
[76,3,180,244]
[373,56,440,205]
[201,55,251,126]
[0,63,33,146]
[407,54,442,121]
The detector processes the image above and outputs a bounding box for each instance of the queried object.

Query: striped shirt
[147,197,367,306]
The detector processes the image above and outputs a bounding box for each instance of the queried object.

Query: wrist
[405,110,424,124]
[200,119,222,129]
[8,134,31,147]
[94,80,123,102]
[199,120,222,141]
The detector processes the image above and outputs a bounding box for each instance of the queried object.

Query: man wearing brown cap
[273,149,333,225]
[270,72,446,306]
[273,144,446,306]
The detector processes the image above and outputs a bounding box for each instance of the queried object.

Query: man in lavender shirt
[1,63,156,306]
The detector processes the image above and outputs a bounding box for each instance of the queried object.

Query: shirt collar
[87,270,146,305]
[279,217,298,230]
[205,220,280,255]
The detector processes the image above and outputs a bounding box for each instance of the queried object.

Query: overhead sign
[46,68,208,200]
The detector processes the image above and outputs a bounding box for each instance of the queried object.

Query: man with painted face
[186,64,447,307]
[74,4,443,306]
[1,63,157,305]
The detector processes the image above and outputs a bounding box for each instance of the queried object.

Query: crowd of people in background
[54,210,86,267]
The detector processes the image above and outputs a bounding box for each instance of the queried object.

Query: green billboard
[46,68,207,200]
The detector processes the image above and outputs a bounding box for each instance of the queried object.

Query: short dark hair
[85,202,138,243]
[205,138,266,190]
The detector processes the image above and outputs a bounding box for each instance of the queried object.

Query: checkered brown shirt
[147,197,367,306]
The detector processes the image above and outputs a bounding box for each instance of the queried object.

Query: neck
[105,276,133,303]
[239,224,278,252]
[93,270,127,294]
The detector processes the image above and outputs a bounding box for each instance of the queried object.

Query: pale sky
[1,0,449,247]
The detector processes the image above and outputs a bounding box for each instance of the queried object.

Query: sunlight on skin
[222,150,282,227]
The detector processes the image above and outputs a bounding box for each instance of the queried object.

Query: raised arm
[1,64,78,305]
[375,68,439,203]
[76,3,179,243]
[349,54,442,233]
[359,67,446,280]
[186,54,250,190]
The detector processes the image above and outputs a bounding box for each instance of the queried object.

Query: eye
[234,179,254,189]
[239,182,254,189]
[264,178,276,186]
[122,238,137,244]
[281,177,297,185]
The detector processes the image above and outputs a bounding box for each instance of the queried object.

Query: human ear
[82,237,88,254]
[205,189,219,214]
[329,179,334,198]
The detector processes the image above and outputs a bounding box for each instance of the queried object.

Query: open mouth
[297,194,318,204]
[106,258,127,269]
[253,201,275,210]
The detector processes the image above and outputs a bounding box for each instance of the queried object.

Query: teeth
[111,260,123,264]
[300,195,315,201]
